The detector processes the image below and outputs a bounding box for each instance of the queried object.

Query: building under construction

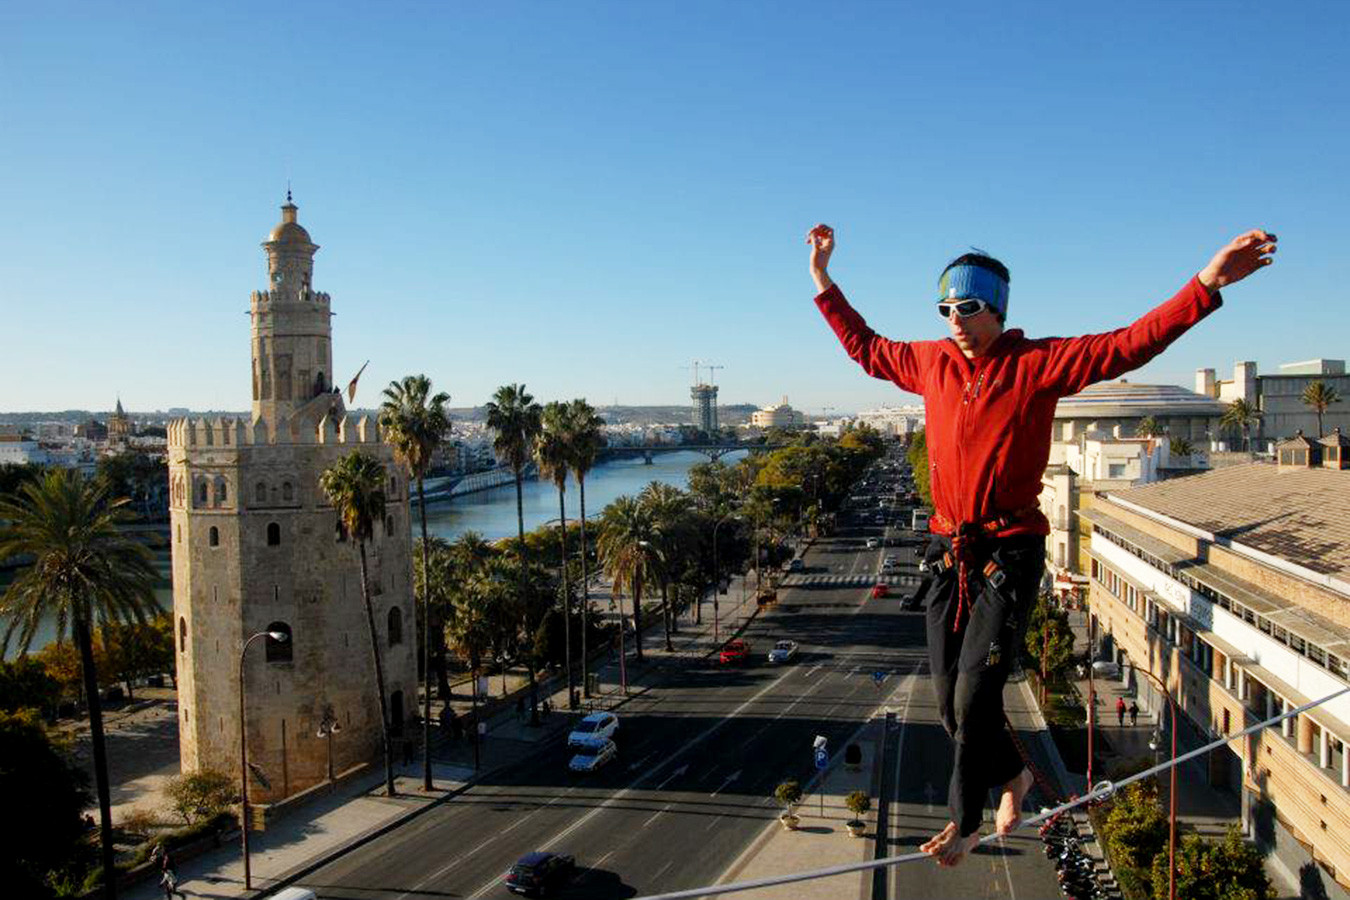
[691,383,718,433]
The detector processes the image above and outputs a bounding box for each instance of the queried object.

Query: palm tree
[1301,380,1341,437]
[413,535,454,701]
[639,482,692,651]
[485,384,543,721]
[1219,398,1262,452]
[1136,415,1160,438]
[379,374,450,792]
[598,496,661,668]
[319,451,396,797]
[0,469,159,899]
[441,532,495,769]
[564,399,605,697]
[535,402,575,704]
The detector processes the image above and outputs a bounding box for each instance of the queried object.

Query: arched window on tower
[216,479,228,504]
[282,482,294,503]
[197,481,208,506]
[265,622,292,663]
[315,371,327,395]
[385,515,395,538]
[178,617,187,654]
[388,607,403,647]
[209,526,219,547]
[255,481,267,504]
[267,522,281,546]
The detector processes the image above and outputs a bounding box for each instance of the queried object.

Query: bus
[911,509,930,532]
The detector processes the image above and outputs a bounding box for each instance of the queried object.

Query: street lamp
[1133,665,1180,900]
[239,629,287,892]
[711,513,742,643]
[316,706,341,783]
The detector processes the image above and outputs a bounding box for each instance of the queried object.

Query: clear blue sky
[1,1,1345,415]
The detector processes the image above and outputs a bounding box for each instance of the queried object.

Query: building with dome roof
[1051,380,1227,445]
[166,197,416,803]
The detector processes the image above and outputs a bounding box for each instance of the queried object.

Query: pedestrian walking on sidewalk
[1129,701,1140,727]
[1116,696,1127,727]
[153,844,186,899]
[807,222,1276,868]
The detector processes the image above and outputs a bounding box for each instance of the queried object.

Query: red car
[719,639,752,665]
[871,583,889,599]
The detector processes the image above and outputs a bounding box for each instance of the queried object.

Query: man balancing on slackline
[806,223,1276,866]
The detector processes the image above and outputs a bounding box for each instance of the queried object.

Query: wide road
[297,501,1065,899]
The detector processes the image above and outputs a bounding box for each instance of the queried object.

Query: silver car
[767,639,799,663]
[568,738,617,773]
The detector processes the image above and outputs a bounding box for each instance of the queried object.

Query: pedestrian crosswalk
[781,573,923,588]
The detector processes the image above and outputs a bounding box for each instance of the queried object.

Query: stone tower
[167,198,417,802]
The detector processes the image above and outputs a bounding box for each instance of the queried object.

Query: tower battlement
[167,412,382,450]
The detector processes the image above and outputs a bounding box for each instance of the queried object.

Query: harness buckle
[983,559,1007,589]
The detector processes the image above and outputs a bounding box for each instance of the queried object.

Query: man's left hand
[1198,229,1278,294]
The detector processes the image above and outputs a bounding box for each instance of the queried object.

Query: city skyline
[2,2,1346,414]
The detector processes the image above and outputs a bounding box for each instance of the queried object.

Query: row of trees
[1139,379,1342,452]
[1098,782,1271,900]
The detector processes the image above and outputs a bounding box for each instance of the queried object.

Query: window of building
[1222,707,1230,735]
[282,482,294,503]
[1258,616,1272,635]
[335,519,347,542]
[198,481,208,505]
[179,617,187,653]
[209,526,219,547]
[265,622,292,663]
[388,606,403,646]
[217,480,228,504]
[1108,463,1127,479]
[389,475,398,496]
[255,481,267,503]
[267,522,281,546]
[385,515,395,538]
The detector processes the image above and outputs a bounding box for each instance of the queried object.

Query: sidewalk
[714,723,885,899]
[127,568,768,899]
[1068,609,1239,839]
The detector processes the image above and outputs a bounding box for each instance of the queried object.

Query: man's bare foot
[996,767,1035,836]
[920,821,981,867]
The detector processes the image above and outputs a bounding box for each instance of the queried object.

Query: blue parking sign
[814,748,829,770]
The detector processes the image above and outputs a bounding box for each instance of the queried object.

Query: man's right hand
[806,223,835,293]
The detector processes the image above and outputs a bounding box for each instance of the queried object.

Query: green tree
[0,462,46,497]
[0,469,159,900]
[564,399,605,698]
[1024,593,1075,684]
[598,496,661,666]
[639,482,692,651]
[1101,782,1168,897]
[379,373,451,792]
[1301,379,1341,437]
[0,709,90,897]
[0,655,62,717]
[486,383,543,719]
[319,451,395,797]
[1151,826,1271,900]
[535,402,576,701]
[1169,437,1195,457]
[906,430,934,509]
[1219,399,1261,452]
[35,640,84,704]
[164,767,236,825]
[1136,416,1161,438]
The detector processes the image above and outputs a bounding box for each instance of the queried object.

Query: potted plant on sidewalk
[844,790,870,838]
[774,779,803,830]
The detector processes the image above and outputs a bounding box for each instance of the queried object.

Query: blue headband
[937,265,1009,316]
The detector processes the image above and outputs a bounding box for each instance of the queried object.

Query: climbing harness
[930,507,1039,632]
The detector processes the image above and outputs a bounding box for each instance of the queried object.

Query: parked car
[871,583,889,599]
[719,639,752,665]
[568,738,618,773]
[505,851,577,896]
[865,538,879,549]
[567,711,619,747]
[1091,660,1121,678]
[767,639,799,663]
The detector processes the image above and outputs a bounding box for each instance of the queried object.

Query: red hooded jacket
[815,276,1223,538]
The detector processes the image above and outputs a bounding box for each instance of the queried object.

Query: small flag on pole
[346,360,370,403]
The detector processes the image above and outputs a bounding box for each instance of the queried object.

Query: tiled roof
[1110,462,1350,578]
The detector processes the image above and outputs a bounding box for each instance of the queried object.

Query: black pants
[925,533,1045,837]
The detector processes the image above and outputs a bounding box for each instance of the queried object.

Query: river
[5,450,743,657]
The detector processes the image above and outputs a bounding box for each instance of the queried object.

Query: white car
[567,711,619,747]
[767,640,799,663]
[865,538,879,549]
[568,738,617,773]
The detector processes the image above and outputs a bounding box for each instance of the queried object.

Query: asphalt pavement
[295,500,1075,900]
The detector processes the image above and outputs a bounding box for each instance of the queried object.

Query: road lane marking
[454,663,802,900]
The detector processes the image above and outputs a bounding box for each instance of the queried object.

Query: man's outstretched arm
[1039,229,1278,396]
[808,223,925,393]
